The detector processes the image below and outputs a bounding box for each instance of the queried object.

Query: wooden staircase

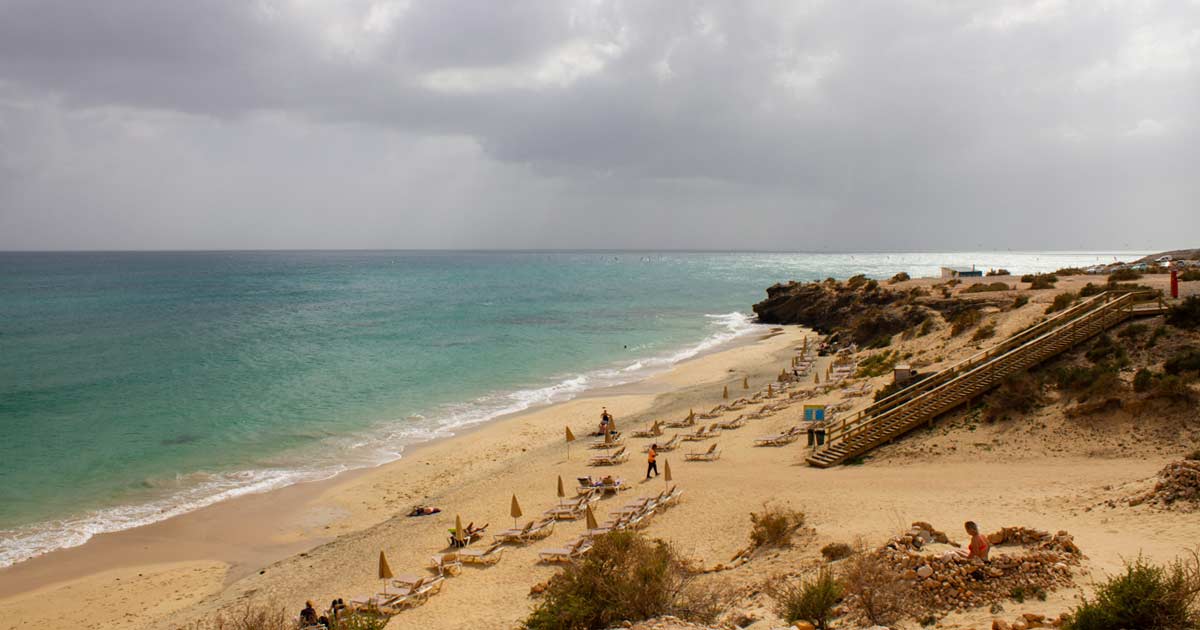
[806,291,1160,468]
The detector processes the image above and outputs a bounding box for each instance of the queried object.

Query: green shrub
[1146,374,1196,404]
[522,532,710,630]
[749,504,806,548]
[918,319,936,336]
[963,282,1011,294]
[1086,334,1129,366]
[1011,586,1027,603]
[1168,297,1200,330]
[1117,323,1147,340]
[1046,291,1079,314]
[888,272,911,284]
[847,274,869,289]
[1012,294,1030,308]
[949,309,983,336]
[1056,267,1086,276]
[1134,368,1155,393]
[984,372,1045,420]
[769,567,844,630]
[987,268,1011,276]
[1063,555,1200,630]
[1164,348,1200,375]
[1149,325,1168,348]
[856,350,899,378]
[1108,268,1143,281]
[821,542,854,562]
[1079,282,1104,297]
[1181,269,1200,282]
[1024,273,1058,289]
[873,372,929,402]
[972,322,997,342]
[1052,363,1123,402]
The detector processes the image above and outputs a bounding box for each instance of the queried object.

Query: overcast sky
[0,1,1196,251]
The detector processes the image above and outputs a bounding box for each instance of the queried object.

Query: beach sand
[1,273,1197,630]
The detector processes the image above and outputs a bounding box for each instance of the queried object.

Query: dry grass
[749,503,806,549]
[840,545,914,627]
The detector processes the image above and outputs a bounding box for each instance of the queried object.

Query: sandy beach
[2,273,1198,630]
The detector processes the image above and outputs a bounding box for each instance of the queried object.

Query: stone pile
[1128,459,1200,510]
[871,523,1080,614]
[884,521,952,551]
[616,615,735,630]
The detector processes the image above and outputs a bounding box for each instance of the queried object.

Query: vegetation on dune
[888,271,911,284]
[856,350,900,378]
[972,322,997,342]
[984,372,1045,421]
[948,308,983,336]
[769,566,844,630]
[523,532,721,630]
[821,542,854,562]
[1023,273,1058,289]
[1046,291,1079,314]
[1181,269,1200,282]
[1168,297,1200,330]
[987,268,1011,276]
[963,282,1011,294]
[1107,268,1143,282]
[1063,554,1200,630]
[1055,267,1086,276]
[749,503,807,549]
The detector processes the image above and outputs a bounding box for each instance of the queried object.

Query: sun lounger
[661,485,683,507]
[525,516,556,540]
[753,427,802,447]
[577,476,624,495]
[664,414,697,428]
[588,434,624,449]
[716,415,745,430]
[682,423,718,441]
[645,435,679,452]
[543,495,591,520]
[429,553,462,577]
[377,576,445,612]
[746,405,774,419]
[457,541,505,566]
[684,443,721,461]
[539,537,593,563]
[494,521,534,544]
[588,446,628,466]
[630,422,663,438]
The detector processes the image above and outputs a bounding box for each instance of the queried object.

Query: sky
[0,0,1197,251]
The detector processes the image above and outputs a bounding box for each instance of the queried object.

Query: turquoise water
[0,250,1140,566]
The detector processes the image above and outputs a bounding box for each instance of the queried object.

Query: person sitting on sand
[408,505,441,517]
[300,601,318,626]
[947,521,990,561]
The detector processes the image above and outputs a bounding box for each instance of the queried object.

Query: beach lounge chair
[630,422,663,438]
[525,516,557,540]
[696,405,725,420]
[448,523,487,547]
[539,537,593,563]
[377,576,445,612]
[716,415,746,430]
[681,423,718,441]
[543,495,590,520]
[493,521,535,544]
[661,485,683,507]
[684,443,721,461]
[429,553,463,577]
[588,433,624,449]
[645,434,679,452]
[457,541,505,566]
[588,446,627,466]
[746,405,773,420]
[753,427,802,447]
[728,398,751,409]
[667,412,701,426]
[577,476,624,495]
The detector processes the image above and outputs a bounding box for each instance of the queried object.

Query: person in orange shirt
[646,444,658,480]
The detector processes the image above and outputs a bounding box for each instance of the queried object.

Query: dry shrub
[983,372,1045,421]
[749,503,806,548]
[821,542,854,562]
[988,268,1012,276]
[768,566,843,630]
[1046,291,1078,314]
[972,322,997,342]
[1064,553,1200,630]
[963,282,1010,293]
[949,309,982,336]
[889,272,911,284]
[181,601,294,630]
[1108,268,1143,281]
[841,545,914,626]
[1023,273,1058,289]
[523,531,714,630]
[1181,270,1200,282]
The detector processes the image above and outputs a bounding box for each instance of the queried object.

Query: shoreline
[0,319,780,605]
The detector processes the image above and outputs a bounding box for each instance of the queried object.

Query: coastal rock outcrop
[1127,459,1200,510]
[751,280,932,346]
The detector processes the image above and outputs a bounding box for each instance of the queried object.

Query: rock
[917,565,934,578]
[1011,622,1028,630]
[792,622,815,630]
[992,621,1012,630]
[902,569,918,580]
[731,612,757,627]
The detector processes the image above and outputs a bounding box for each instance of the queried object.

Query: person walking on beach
[646,444,658,479]
[599,407,611,436]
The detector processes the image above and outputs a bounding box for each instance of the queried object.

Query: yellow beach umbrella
[454,514,464,546]
[722,385,729,399]
[565,425,576,459]
[742,376,749,389]
[585,503,599,530]
[802,336,808,353]
[510,494,523,529]
[378,551,394,593]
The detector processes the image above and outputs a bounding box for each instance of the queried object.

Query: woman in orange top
[965,521,990,560]
[646,444,658,479]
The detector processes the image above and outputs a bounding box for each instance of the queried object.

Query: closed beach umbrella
[722,385,728,399]
[454,514,464,546]
[814,373,820,384]
[742,376,749,389]
[557,475,566,507]
[664,459,672,485]
[510,494,523,528]
[802,337,808,353]
[767,383,773,397]
[604,429,613,444]
[652,420,661,434]
[687,409,695,422]
[585,503,599,530]
[378,551,394,593]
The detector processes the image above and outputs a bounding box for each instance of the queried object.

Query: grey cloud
[0,0,1197,250]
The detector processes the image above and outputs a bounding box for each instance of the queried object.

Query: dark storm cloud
[0,0,1197,250]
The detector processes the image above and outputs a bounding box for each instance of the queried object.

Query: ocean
[0,250,1141,566]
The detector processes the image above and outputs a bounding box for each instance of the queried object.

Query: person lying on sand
[408,505,441,517]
